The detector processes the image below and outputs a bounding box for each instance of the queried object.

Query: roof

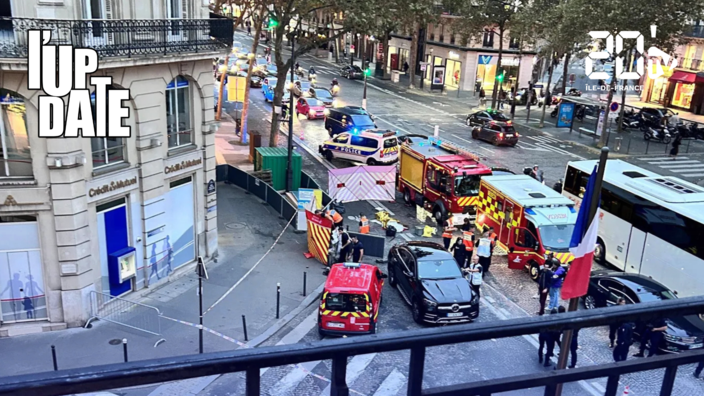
[325,263,376,293]
[568,159,704,222]
[482,175,575,208]
[592,270,669,294]
[404,241,454,261]
[330,106,369,115]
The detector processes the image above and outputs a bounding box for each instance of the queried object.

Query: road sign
[298,188,315,210]
[479,55,493,65]
[610,102,619,112]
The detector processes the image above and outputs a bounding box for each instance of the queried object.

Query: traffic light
[496,70,505,83]
[268,19,278,29]
[364,68,371,76]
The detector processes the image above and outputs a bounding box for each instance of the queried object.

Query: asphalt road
[200,32,704,396]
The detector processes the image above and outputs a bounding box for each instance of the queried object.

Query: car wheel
[583,295,597,310]
[492,136,499,146]
[472,130,479,139]
[529,263,540,281]
[389,266,397,287]
[412,300,423,324]
[324,150,334,161]
[466,118,472,127]
[367,158,378,165]
[403,188,413,204]
[594,238,606,264]
[369,320,377,334]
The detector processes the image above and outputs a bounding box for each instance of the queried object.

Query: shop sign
[500,58,520,67]
[449,51,460,60]
[207,179,216,194]
[165,158,202,174]
[88,177,138,198]
[479,55,492,65]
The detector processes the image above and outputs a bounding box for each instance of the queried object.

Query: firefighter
[326,208,344,229]
[442,213,456,250]
[359,213,370,234]
[463,227,475,264]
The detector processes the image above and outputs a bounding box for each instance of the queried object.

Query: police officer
[541,308,561,367]
[536,260,553,316]
[609,298,627,348]
[634,317,668,357]
[613,321,635,362]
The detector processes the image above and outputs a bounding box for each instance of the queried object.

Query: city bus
[563,159,704,297]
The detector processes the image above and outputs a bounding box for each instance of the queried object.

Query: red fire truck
[475,175,578,279]
[398,135,492,224]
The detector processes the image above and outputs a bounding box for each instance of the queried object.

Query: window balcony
[0,17,233,61]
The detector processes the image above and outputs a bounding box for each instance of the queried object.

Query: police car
[318,129,399,165]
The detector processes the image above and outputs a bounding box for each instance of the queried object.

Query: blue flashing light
[525,208,537,215]
[569,206,577,213]
[353,128,359,133]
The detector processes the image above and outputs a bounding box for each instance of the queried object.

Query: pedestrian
[487,227,497,262]
[462,225,475,262]
[633,317,667,357]
[476,229,492,273]
[461,217,472,232]
[548,261,565,310]
[542,308,561,367]
[613,321,635,362]
[694,356,704,378]
[338,226,351,262]
[479,88,486,107]
[451,237,467,269]
[558,305,579,368]
[536,260,553,316]
[530,165,544,183]
[453,70,459,85]
[351,236,364,263]
[22,295,34,319]
[499,90,507,109]
[466,255,483,298]
[331,226,341,259]
[441,213,456,251]
[670,134,682,160]
[609,298,627,348]
[246,22,252,36]
[403,61,409,74]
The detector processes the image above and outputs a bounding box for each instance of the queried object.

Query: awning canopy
[669,71,697,84]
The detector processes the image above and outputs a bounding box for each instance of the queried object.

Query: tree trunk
[240,7,265,143]
[539,57,555,128]
[598,66,619,147]
[491,27,504,109]
[382,33,390,79]
[269,28,287,147]
[409,21,419,88]
[561,52,571,95]
[617,50,635,133]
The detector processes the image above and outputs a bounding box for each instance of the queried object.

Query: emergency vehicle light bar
[343,262,361,268]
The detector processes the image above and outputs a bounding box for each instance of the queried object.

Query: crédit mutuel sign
[584,26,676,92]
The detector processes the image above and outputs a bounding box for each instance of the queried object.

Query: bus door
[625,227,647,274]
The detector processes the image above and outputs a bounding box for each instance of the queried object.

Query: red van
[318,262,386,337]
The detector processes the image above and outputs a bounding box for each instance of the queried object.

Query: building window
[482,31,494,48]
[90,89,126,168]
[450,34,456,45]
[0,90,32,178]
[166,76,193,149]
[509,37,520,49]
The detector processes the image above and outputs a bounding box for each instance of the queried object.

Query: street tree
[566,0,704,147]
[238,6,268,143]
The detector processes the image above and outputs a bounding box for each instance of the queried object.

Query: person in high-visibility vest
[442,213,456,251]
[326,209,344,228]
[463,229,474,257]
[359,214,370,234]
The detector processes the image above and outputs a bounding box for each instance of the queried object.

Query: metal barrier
[3,297,704,396]
[85,291,166,348]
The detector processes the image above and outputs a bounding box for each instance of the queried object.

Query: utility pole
[286,33,295,192]
[554,147,609,396]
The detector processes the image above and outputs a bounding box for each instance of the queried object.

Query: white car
[318,130,399,165]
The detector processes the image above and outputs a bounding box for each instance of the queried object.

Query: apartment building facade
[0,0,230,333]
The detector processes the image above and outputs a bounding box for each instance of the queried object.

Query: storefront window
[649,77,669,104]
[0,90,31,178]
[671,82,694,109]
[445,60,462,88]
[166,76,193,148]
[425,54,432,80]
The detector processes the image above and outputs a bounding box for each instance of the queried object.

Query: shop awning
[669,71,696,84]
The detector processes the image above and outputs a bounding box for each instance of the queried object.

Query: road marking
[318,353,375,396]
[272,360,321,395]
[375,116,419,136]
[261,311,319,375]
[681,173,704,178]
[372,369,406,396]
[591,381,606,393]
[657,163,704,169]
[450,134,495,155]
[639,156,689,161]
[516,142,551,152]
[579,381,603,396]
[670,167,704,173]
[648,160,700,165]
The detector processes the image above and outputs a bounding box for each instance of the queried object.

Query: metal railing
[85,291,166,347]
[0,17,232,59]
[2,296,704,396]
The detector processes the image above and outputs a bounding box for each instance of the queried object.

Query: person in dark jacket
[556,305,580,368]
[609,298,627,348]
[542,308,561,367]
[451,237,468,269]
[694,356,704,378]
[536,261,553,316]
[634,318,668,357]
[613,321,635,362]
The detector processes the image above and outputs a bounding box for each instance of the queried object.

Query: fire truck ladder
[428,137,483,161]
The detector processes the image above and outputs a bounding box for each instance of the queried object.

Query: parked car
[387,241,479,325]
[471,121,519,146]
[296,97,328,119]
[340,65,364,79]
[490,167,516,176]
[584,271,704,353]
[466,110,511,127]
[307,87,336,107]
[291,80,312,97]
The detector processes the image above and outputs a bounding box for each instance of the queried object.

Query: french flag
[561,165,600,300]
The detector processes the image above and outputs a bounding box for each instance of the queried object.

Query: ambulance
[475,175,578,280]
[318,262,386,337]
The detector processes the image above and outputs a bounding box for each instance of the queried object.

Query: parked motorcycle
[644,127,672,144]
[687,122,704,140]
[616,109,640,130]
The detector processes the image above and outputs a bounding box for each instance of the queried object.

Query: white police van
[319,129,399,165]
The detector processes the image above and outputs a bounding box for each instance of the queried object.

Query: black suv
[388,241,478,325]
[325,107,377,136]
[466,110,511,127]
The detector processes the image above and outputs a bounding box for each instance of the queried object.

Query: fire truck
[398,135,492,224]
[475,175,578,280]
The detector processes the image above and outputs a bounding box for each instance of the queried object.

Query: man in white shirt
[465,255,483,298]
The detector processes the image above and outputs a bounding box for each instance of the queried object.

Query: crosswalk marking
[318,354,375,396]
[681,173,704,178]
[261,311,318,376]
[670,168,704,173]
[372,369,406,396]
[639,156,689,161]
[657,163,704,169]
[271,360,320,395]
[648,160,700,165]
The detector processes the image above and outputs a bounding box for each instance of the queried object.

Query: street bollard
[242,315,248,341]
[645,139,650,154]
[303,271,307,296]
[686,138,692,153]
[276,283,281,319]
[615,137,622,152]
[626,136,632,154]
[51,345,58,371]
[122,339,128,363]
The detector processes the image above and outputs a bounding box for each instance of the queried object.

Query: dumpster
[254,147,302,191]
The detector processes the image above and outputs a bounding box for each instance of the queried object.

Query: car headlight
[332,99,338,107]
[423,298,437,310]
[309,109,315,115]
[324,109,330,116]
[664,333,682,343]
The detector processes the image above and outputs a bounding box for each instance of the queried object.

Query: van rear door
[320,292,371,332]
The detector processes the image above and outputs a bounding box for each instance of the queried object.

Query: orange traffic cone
[622,385,630,395]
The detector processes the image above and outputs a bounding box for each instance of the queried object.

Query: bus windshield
[454,175,481,197]
[538,224,575,250]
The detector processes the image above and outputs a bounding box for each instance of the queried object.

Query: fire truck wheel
[369,320,377,334]
[433,206,445,223]
[529,263,540,281]
[403,188,412,204]
[594,238,606,264]
[324,150,334,161]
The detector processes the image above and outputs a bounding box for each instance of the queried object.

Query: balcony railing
[685,25,704,38]
[0,296,703,396]
[680,57,704,71]
[0,17,233,60]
